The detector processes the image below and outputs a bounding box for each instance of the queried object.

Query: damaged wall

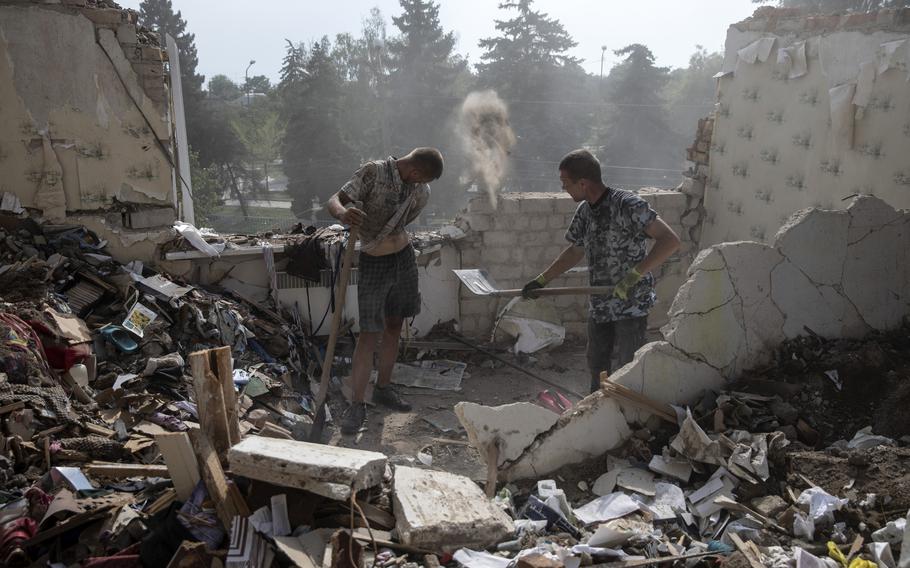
[453,190,698,337]
[0,1,179,257]
[500,195,910,480]
[701,7,910,246]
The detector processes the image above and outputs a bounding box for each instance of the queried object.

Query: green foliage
[281,37,356,213]
[593,44,682,175]
[189,151,222,226]
[244,75,272,94]
[207,74,242,101]
[664,46,722,139]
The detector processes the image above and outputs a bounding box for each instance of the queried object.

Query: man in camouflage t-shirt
[522,149,681,393]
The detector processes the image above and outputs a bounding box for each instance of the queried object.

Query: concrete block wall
[453,190,695,339]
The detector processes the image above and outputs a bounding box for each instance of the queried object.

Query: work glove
[613,268,643,301]
[521,274,548,300]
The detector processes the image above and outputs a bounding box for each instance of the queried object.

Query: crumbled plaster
[0,3,175,235]
[493,196,909,480]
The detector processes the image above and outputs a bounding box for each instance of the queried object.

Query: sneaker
[372,384,412,411]
[340,403,367,435]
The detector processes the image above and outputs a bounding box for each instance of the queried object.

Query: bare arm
[636,216,681,275]
[327,191,365,226]
[539,244,586,283]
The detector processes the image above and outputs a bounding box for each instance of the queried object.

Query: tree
[476,0,592,191]
[594,44,682,181]
[232,103,285,193]
[281,37,356,212]
[664,46,723,139]
[189,151,222,226]
[243,75,272,95]
[207,74,242,102]
[753,0,909,10]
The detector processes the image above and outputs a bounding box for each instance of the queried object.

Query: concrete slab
[770,259,862,338]
[502,396,631,481]
[228,437,387,501]
[392,466,514,552]
[454,402,559,466]
[774,208,850,286]
[843,215,909,330]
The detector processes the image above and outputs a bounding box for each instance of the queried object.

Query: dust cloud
[455,90,516,209]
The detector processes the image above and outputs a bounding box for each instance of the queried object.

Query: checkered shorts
[357,245,421,332]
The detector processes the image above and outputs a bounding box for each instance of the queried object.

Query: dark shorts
[357,245,421,333]
[587,316,647,392]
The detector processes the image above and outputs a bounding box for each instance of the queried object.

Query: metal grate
[276,269,359,289]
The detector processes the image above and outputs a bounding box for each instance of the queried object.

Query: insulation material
[701,21,910,249]
[828,83,857,151]
[738,37,776,64]
[777,41,808,79]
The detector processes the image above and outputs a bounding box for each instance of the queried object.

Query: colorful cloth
[566,188,657,322]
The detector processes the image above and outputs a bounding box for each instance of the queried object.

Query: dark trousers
[586,316,648,392]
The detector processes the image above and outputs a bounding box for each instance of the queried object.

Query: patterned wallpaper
[701,20,910,246]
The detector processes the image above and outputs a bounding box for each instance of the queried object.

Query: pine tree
[595,44,682,180]
[281,38,355,212]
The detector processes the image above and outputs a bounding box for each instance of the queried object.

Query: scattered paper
[384,360,467,391]
[848,427,894,451]
[175,221,222,257]
[453,549,513,568]
[122,302,158,338]
[574,493,640,525]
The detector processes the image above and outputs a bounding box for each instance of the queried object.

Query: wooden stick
[189,429,249,529]
[309,226,359,442]
[485,439,500,498]
[85,463,170,478]
[589,550,719,568]
[729,533,764,568]
[0,401,25,415]
[189,350,231,462]
[213,346,241,445]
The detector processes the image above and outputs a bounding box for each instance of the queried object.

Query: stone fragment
[750,495,789,518]
[774,208,849,286]
[454,402,559,466]
[393,466,514,552]
[517,554,565,568]
[228,437,387,501]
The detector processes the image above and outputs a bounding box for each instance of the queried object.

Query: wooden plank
[213,346,241,446]
[189,429,249,529]
[82,422,116,438]
[147,487,177,516]
[85,463,170,478]
[189,350,231,462]
[156,432,201,501]
[33,425,67,440]
[728,533,764,568]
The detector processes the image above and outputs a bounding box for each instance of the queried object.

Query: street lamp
[600,46,607,87]
[245,59,256,106]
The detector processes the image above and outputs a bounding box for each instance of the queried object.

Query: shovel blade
[453,269,501,296]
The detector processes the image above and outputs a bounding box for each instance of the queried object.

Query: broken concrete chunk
[454,401,559,467]
[227,437,387,501]
[750,495,789,519]
[648,455,693,483]
[392,466,514,552]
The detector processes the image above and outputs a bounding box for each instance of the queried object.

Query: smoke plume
[455,90,516,209]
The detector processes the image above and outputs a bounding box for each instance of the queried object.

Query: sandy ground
[325,341,592,481]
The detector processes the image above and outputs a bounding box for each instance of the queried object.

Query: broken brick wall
[700,7,910,247]
[502,195,910,480]
[0,1,178,260]
[453,190,697,338]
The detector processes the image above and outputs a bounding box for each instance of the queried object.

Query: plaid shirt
[566,188,658,322]
[339,157,430,250]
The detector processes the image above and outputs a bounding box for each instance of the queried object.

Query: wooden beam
[156,432,201,501]
[484,439,500,499]
[189,350,231,462]
[0,401,25,415]
[212,346,241,446]
[85,463,170,478]
[189,429,249,530]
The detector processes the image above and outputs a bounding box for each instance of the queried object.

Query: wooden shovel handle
[496,286,614,297]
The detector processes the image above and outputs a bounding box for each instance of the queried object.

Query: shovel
[454,268,613,297]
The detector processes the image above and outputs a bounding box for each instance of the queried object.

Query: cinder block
[461,298,495,317]
[141,46,164,61]
[465,214,492,232]
[459,248,481,267]
[499,198,521,214]
[483,231,517,248]
[493,215,529,231]
[80,8,123,26]
[480,247,512,265]
[548,213,568,230]
[125,207,175,229]
[467,196,491,214]
[116,24,137,45]
[519,197,553,214]
[528,216,549,231]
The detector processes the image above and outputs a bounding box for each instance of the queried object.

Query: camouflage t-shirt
[339,157,430,251]
[565,188,658,322]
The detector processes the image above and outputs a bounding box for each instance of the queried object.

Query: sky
[116,0,766,86]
